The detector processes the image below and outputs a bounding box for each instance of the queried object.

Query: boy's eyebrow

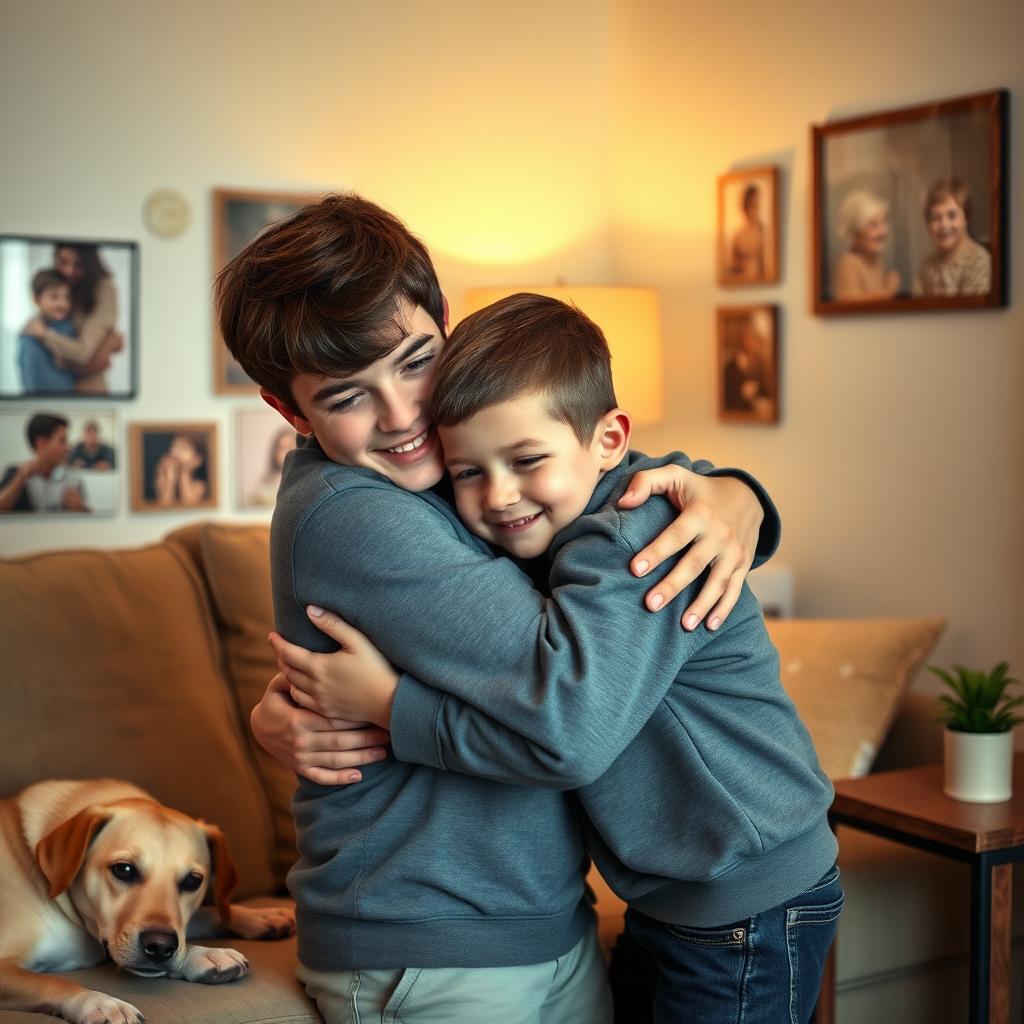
[312,333,435,404]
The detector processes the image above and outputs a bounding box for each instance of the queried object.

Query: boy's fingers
[300,766,364,786]
[619,466,681,508]
[631,518,702,579]
[289,685,320,712]
[269,631,313,672]
[677,559,734,630]
[703,571,746,632]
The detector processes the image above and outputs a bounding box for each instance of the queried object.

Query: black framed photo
[717,305,779,424]
[0,236,138,399]
[812,89,1008,314]
[212,188,322,394]
[130,421,219,513]
[0,408,120,516]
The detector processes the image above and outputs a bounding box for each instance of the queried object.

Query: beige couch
[0,523,1018,1022]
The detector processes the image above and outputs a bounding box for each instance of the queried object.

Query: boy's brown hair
[215,193,445,407]
[433,293,617,444]
[31,269,68,299]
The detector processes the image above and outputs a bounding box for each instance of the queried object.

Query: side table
[819,753,1024,1024]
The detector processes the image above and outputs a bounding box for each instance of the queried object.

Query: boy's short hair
[27,412,68,449]
[32,269,68,298]
[433,293,617,445]
[215,193,445,408]
[924,177,972,224]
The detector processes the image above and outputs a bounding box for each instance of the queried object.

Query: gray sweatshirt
[390,451,836,928]
[272,440,781,969]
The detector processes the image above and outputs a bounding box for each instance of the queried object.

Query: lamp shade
[461,286,664,426]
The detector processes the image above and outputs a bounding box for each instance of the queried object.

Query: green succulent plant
[929,662,1023,734]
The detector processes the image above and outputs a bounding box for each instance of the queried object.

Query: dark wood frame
[716,304,779,425]
[812,89,1008,315]
[212,188,322,394]
[717,166,780,287]
[0,234,139,401]
[129,421,219,512]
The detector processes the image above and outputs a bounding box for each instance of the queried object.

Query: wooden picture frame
[130,421,218,512]
[0,235,139,400]
[717,305,779,424]
[212,188,322,394]
[812,89,1008,314]
[717,166,780,286]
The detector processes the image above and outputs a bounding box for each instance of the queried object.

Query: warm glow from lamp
[461,286,665,426]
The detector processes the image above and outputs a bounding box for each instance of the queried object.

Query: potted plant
[930,662,1022,803]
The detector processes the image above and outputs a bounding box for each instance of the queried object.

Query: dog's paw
[61,989,145,1024]
[228,903,297,940]
[176,944,250,984]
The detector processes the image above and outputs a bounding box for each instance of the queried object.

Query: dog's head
[34,797,239,976]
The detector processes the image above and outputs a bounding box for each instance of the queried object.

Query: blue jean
[620,865,843,1024]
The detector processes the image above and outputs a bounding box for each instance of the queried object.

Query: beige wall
[610,0,1024,683]
[0,0,612,553]
[2,0,1021,690]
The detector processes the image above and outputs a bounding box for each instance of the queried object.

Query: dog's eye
[109,862,138,883]
[180,872,204,893]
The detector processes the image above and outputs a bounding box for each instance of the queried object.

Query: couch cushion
[766,617,945,779]
[0,543,277,899]
[187,523,298,886]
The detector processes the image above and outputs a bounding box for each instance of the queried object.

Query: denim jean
[614,865,843,1024]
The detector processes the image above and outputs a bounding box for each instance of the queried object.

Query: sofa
[0,522,1020,1023]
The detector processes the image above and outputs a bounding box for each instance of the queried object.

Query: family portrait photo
[0,408,119,515]
[212,188,322,393]
[717,305,779,424]
[0,236,137,399]
[234,406,297,509]
[717,166,780,286]
[813,89,1007,313]
[130,421,218,512]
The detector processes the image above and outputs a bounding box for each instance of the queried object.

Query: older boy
[277,294,839,1023]
[0,412,87,513]
[218,194,781,1023]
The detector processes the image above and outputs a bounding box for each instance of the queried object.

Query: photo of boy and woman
[0,410,118,515]
[0,237,136,398]
[130,422,218,512]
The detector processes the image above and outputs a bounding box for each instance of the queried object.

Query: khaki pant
[297,928,612,1024]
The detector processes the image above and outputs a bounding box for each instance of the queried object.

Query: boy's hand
[268,608,400,729]
[250,672,390,785]
[618,467,762,631]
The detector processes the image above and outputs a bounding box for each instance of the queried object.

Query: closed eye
[514,455,547,469]
[451,467,481,481]
[404,352,436,373]
[328,392,363,414]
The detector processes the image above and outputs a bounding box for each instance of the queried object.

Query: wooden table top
[831,753,1024,854]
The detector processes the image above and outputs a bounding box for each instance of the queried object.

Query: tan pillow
[0,543,277,899]
[195,523,298,887]
[766,617,946,780]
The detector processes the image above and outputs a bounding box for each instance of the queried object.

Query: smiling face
[926,196,968,255]
[441,393,629,559]
[36,282,72,321]
[55,247,84,284]
[269,301,446,493]
[853,211,889,257]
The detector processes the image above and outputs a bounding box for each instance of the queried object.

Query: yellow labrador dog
[0,779,295,1024]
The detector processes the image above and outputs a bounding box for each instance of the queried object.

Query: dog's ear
[35,805,114,898]
[201,823,239,926]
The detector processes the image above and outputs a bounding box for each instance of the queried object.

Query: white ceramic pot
[943,728,1014,803]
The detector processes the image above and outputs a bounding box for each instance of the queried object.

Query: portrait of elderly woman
[832,190,901,302]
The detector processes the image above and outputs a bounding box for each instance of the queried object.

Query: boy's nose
[486,478,519,511]
[377,392,417,434]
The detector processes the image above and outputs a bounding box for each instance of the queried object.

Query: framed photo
[129,421,218,512]
[234,406,297,510]
[0,236,138,400]
[717,166,779,286]
[812,89,1008,314]
[717,305,779,424]
[212,188,322,394]
[0,408,120,516]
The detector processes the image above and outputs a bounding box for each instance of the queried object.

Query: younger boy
[287,293,839,1022]
[19,270,76,394]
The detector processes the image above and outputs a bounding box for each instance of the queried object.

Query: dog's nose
[139,929,179,963]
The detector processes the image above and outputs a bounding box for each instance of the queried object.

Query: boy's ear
[595,408,631,473]
[260,388,314,437]
[441,295,450,333]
